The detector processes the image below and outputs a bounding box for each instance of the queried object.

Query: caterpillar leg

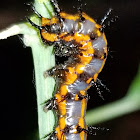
[44,64,66,79]
[42,131,57,140]
[43,97,57,112]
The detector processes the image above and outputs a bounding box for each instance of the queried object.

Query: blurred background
[0,0,140,139]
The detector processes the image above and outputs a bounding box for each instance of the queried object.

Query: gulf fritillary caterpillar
[28,0,108,139]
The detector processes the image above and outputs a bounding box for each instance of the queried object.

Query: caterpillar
[28,0,108,139]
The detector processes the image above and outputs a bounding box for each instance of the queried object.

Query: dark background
[0,0,140,139]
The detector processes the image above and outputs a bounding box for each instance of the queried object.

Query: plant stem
[30,0,56,139]
[86,97,139,125]
[31,40,56,139]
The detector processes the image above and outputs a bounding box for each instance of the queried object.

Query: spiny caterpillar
[28,0,109,139]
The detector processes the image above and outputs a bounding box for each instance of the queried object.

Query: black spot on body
[104,52,107,59]
[94,54,98,58]
[80,16,85,22]
[63,126,71,134]
[79,72,91,82]
[61,18,65,21]
[65,69,69,72]
[90,33,96,40]
[78,93,88,100]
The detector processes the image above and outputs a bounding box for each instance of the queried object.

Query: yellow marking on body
[65,67,77,84]
[86,77,92,84]
[96,29,101,37]
[55,93,66,115]
[75,64,85,74]
[74,33,90,42]
[50,17,58,24]
[59,117,66,130]
[84,126,88,140]
[58,100,66,116]
[55,126,61,140]
[78,41,94,64]
[59,33,75,42]
[75,94,79,101]
[85,84,92,92]
[55,126,66,140]
[60,12,79,20]
[95,23,101,28]
[59,12,97,26]
[103,33,108,45]
[78,118,85,128]
[78,118,86,140]
[80,131,86,140]
[81,98,86,117]
[100,55,105,60]
[55,93,61,102]
[41,17,51,26]
[58,32,67,38]
[82,12,96,23]
[59,85,67,96]
[93,73,98,82]
[63,35,74,41]
[72,126,78,134]
[80,90,86,96]
[104,45,108,54]
[41,32,58,42]
[79,55,92,65]
[42,17,58,26]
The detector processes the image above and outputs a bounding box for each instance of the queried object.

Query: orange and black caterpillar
[28,0,110,139]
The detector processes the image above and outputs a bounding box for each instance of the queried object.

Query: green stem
[32,41,56,139]
[30,0,56,139]
[86,96,139,125]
